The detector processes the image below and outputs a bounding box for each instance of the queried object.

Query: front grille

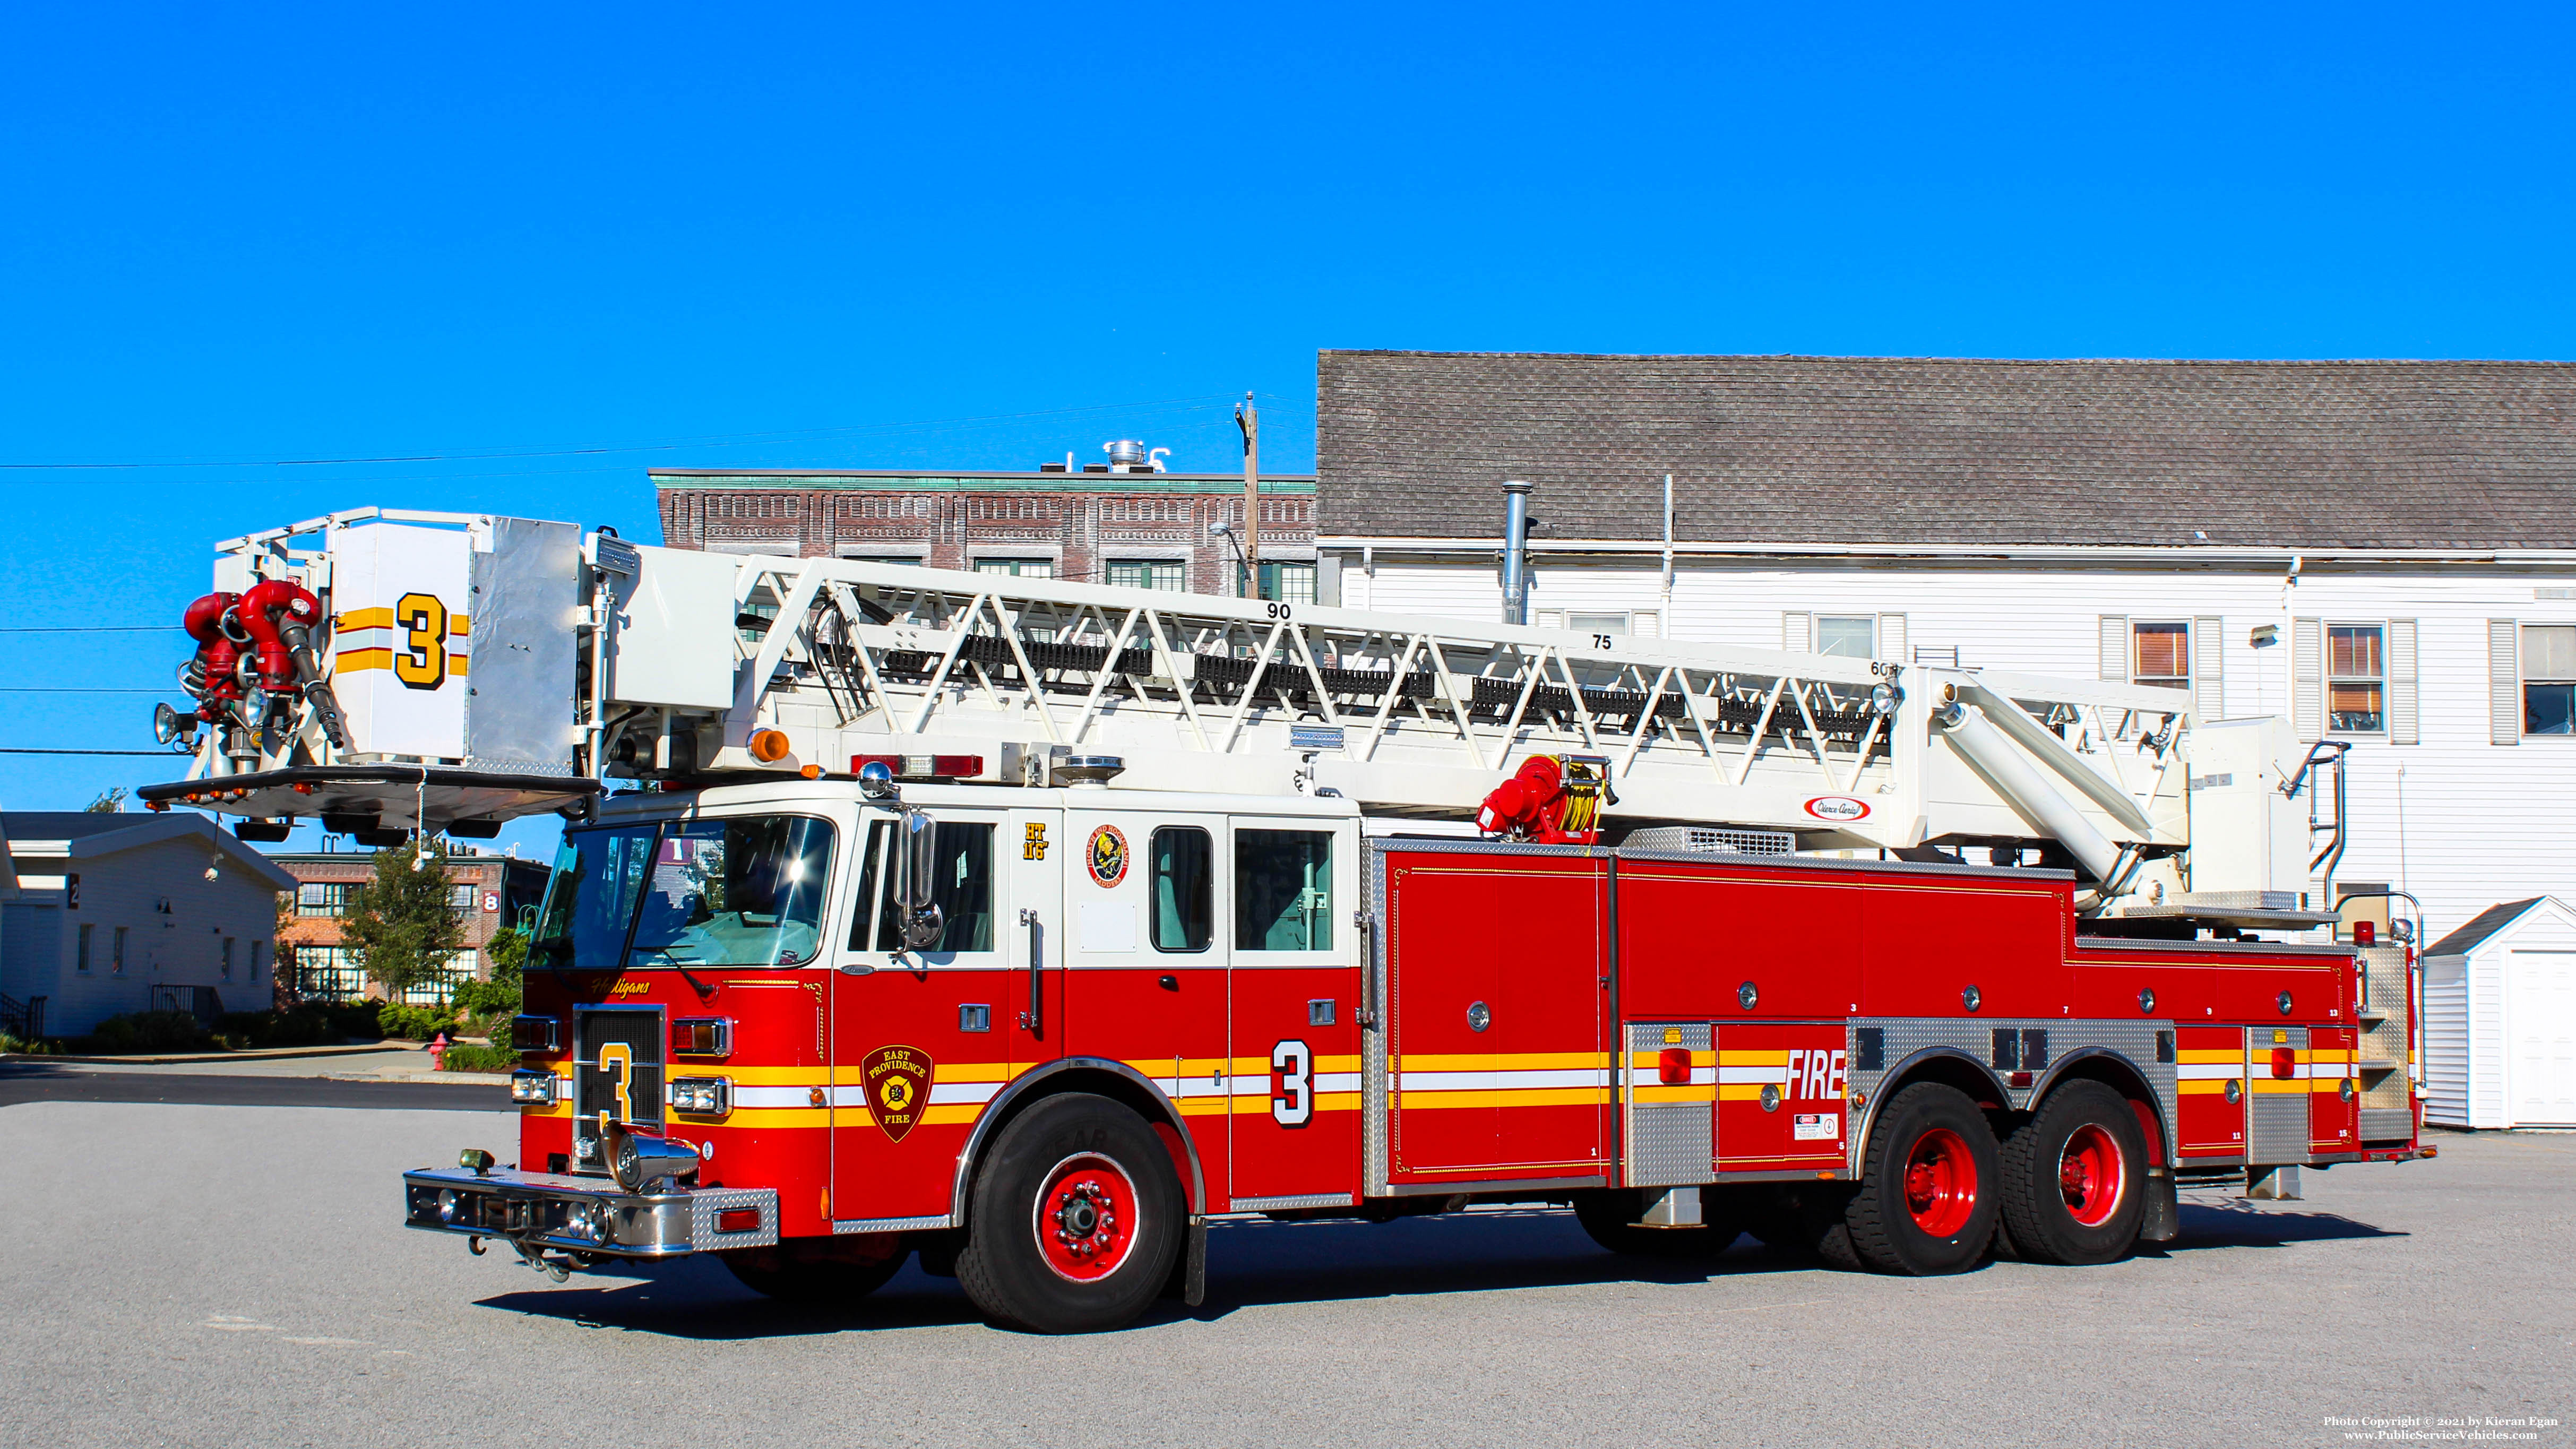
[574,1006,664,1170]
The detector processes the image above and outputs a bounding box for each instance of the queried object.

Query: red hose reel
[1475,754,1613,846]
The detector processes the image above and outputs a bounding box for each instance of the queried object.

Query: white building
[0,812,295,1039]
[1314,351,2576,945]
[2422,896,2576,1128]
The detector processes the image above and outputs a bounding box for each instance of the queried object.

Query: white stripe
[2175,1064,2241,1080]
[1718,1066,1789,1085]
[1313,1072,1362,1094]
[928,1080,1003,1105]
[1399,1070,1609,1092]
[733,1085,819,1109]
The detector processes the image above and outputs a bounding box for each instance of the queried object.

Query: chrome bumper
[401,1166,779,1258]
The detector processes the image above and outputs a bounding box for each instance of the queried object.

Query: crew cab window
[531,816,834,970]
[1151,827,1213,952]
[1236,829,1333,951]
[854,818,995,953]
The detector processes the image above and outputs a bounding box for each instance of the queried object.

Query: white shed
[2422,895,2576,1129]
[0,812,297,1040]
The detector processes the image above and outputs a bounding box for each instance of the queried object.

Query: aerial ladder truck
[137,507,2429,1333]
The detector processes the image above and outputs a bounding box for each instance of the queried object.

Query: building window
[251,941,265,984]
[291,945,367,1002]
[2523,624,2576,736]
[2328,625,2386,734]
[975,558,1054,579]
[447,883,476,918]
[1108,560,1186,591]
[1558,610,1662,641]
[221,938,235,982]
[1244,560,1317,603]
[76,923,93,973]
[397,952,477,1006]
[111,926,127,975]
[297,883,351,917]
[2134,622,2190,691]
[1815,616,1876,659]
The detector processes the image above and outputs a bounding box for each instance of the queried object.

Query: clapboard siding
[1354,557,2576,941]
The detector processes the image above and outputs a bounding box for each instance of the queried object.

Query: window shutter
[1782,611,1811,653]
[1878,613,1908,663]
[2098,616,2129,682]
[2193,615,2224,724]
[2388,618,2419,745]
[2293,617,2323,742]
[2491,619,2521,745]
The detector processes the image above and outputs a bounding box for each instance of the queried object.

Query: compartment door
[1715,1022,1848,1172]
[2246,1026,2310,1164]
[2174,1025,2246,1160]
[1384,851,1609,1186]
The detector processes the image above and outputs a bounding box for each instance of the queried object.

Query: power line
[0,748,174,756]
[0,687,167,693]
[0,627,175,634]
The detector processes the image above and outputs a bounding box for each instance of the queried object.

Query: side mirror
[891,808,945,950]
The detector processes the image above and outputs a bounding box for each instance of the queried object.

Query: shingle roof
[2424,896,2551,958]
[1316,351,2576,548]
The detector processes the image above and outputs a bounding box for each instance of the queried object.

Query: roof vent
[1103,441,1169,474]
[1621,825,1795,858]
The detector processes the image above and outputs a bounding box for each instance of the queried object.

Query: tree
[342,843,466,1002]
[84,787,126,813]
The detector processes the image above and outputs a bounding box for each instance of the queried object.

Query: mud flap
[1184,1215,1207,1307]
[2140,1168,2180,1243]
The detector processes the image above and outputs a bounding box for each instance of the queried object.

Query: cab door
[829,805,1010,1228]
[1005,804,1064,1076]
[1063,808,1228,1196]
[1227,816,1362,1206]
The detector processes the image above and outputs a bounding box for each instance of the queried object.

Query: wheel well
[1877,1050,2011,1115]
[2037,1051,2170,1167]
[950,1060,1205,1225]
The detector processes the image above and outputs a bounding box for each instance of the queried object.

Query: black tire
[954,1093,1186,1334]
[1838,1082,2001,1276]
[720,1237,907,1303]
[1997,1080,2150,1266]
[1573,1189,1743,1259]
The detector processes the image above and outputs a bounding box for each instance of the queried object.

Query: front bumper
[402,1166,779,1258]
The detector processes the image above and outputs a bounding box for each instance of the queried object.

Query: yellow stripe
[1632,1085,1717,1104]
[1627,1050,1715,1068]
[2177,1050,2241,1065]
[335,648,394,672]
[2176,1080,2236,1096]
[1718,1050,1790,1066]
[338,608,394,629]
[2250,1079,2307,1094]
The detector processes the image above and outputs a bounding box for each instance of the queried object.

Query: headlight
[510,1015,560,1053]
[510,1071,559,1105]
[566,1201,609,1243]
[438,1189,463,1224]
[669,1077,731,1116]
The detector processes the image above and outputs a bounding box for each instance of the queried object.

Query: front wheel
[1837,1082,2001,1275]
[1997,1080,2149,1265]
[955,1093,1186,1334]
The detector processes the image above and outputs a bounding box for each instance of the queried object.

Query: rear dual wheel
[1997,1080,2149,1266]
[955,1093,1186,1334]
[1834,1082,2000,1275]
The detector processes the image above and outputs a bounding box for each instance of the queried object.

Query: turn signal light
[2271,1047,2296,1080]
[671,1017,732,1057]
[1657,1048,1691,1085]
[749,728,793,763]
[717,1207,762,1234]
[849,753,984,780]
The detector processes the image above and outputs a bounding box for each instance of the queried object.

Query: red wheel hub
[2056,1123,2126,1227]
[1901,1126,1978,1237]
[1033,1152,1141,1283]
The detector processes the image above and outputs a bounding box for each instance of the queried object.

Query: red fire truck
[140,509,2428,1333]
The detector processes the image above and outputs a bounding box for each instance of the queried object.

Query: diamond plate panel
[1845,1016,2178,1168]
[2247,1027,2310,1164]
[1625,1021,1713,1188]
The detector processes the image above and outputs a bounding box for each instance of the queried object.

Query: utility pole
[1235,391,1260,599]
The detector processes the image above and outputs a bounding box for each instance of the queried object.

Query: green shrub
[84,1011,212,1054]
[439,1042,519,1073]
[376,1003,453,1041]
[322,1001,386,1040]
[213,1009,333,1049]
[451,978,521,1021]
[0,1032,56,1055]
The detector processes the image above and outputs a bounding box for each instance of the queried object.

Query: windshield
[531,815,835,970]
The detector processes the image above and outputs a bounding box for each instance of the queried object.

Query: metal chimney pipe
[1500,480,1533,625]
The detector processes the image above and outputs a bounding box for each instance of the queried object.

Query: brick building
[271,847,549,1004]
[651,456,1321,601]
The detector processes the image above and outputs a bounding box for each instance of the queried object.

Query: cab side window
[1236,829,1333,951]
[853,819,996,953]
[1150,827,1213,952]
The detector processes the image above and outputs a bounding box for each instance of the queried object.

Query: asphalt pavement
[0,1093,2565,1449]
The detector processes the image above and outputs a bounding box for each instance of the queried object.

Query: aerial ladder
[140,507,2327,930]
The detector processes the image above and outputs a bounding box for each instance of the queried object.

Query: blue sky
[3,3,2570,855]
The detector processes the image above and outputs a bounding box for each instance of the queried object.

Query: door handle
[1017,907,1041,1036]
